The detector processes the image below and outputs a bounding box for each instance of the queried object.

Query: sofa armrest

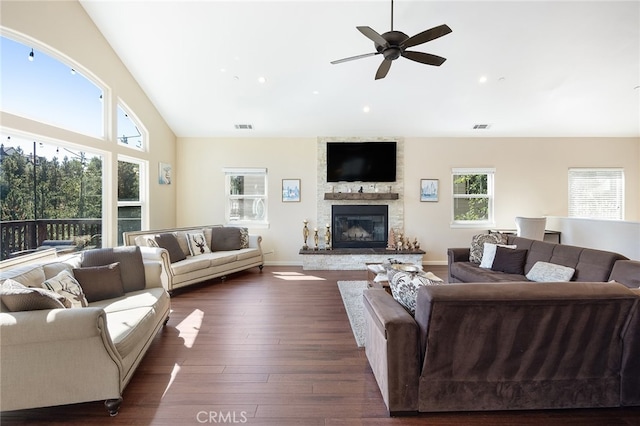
[143,260,163,289]
[139,246,174,291]
[249,234,262,249]
[363,289,420,414]
[447,247,470,282]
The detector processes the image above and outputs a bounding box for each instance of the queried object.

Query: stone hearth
[299,248,425,270]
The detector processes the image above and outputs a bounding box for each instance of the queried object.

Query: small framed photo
[159,162,172,185]
[420,179,438,202]
[282,179,301,202]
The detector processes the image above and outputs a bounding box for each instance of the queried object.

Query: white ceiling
[80,1,640,138]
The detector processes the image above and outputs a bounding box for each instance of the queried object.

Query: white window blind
[568,168,624,220]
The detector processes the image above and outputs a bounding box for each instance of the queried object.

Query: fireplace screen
[332,205,388,249]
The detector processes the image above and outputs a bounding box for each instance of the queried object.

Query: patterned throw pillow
[526,261,575,282]
[186,232,211,256]
[239,228,249,248]
[387,269,445,316]
[42,270,88,308]
[0,279,67,311]
[469,233,508,264]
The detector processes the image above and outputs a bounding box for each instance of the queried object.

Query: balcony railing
[1,219,102,260]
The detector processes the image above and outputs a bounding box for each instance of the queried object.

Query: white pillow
[479,243,517,268]
[186,232,211,256]
[526,261,575,282]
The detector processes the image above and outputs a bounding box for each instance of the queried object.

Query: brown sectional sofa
[363,236,640,415]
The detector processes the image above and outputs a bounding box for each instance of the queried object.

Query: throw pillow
[239,227,249,248]
[73,262,125,303]
[526,261,575,282]
[469,233,508,264]
[1,279,67,311]
[42,270,88,308]
[186,232,211,256]
[479,243,517,268]
[387,269,445,316]
[210,227,243,251]
[155,233,187,263]
[491,246,528,275]
[82,246,146,293]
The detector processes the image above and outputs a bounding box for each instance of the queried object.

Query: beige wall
[178,136,639,265]
[0,0,177,245]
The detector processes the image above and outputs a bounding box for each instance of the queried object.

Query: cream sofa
[0,247,170,416]
[123,225,264,293]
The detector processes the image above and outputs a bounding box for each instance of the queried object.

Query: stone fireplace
[332,205,388,249]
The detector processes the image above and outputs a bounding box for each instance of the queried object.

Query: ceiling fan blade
[330,52,378,65]
[375,59,392,80]
[402,51,447,66]
[357,26,389,48]
[402,24,452,49]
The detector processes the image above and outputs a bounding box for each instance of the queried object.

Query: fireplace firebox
[332,205,388,249]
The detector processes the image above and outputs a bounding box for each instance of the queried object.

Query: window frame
[116,100,146,152]
[117,155,147,244]
[568,168,624,220]
[450,167,496,228]
[224,167,269,228]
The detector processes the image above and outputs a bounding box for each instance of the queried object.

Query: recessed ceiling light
[258,76,266,84]
[220,68,226,73]
[312,90,319,95]
[478,76,488,84]
[363,106,371,113]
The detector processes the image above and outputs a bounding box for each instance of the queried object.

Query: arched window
[0,35,104,138]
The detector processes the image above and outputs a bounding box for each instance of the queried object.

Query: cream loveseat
[124,225,264,293]
[0,247,170,416]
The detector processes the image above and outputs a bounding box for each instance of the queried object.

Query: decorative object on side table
[324,224,331,250]
[302,219,309,250]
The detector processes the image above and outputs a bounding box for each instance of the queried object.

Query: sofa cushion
[211,227,243,251]
[236,248,261,261]
[170,256,213,275]
[155,233,187,263]
[469,233,507,264]
[106,306,157,358]
[73,262,125,302]
[186,231,211,256]
[491,247,528,275]
[208,252,240,266]
[1,279,67,311]
[82,246,146,293]
[42,270,88,308]
[526,261,575,282]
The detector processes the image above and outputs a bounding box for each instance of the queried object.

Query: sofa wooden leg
[163,316,170,326]
[259,265,264,271]
[105,397,122,416]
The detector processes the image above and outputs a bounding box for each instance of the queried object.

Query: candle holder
[302,219,309,250]
[313,229,319,250]
[324,224,331,250]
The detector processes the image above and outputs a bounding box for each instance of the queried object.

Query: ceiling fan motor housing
[375,30,409,60]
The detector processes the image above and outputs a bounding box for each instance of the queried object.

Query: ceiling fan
[331,0,452,80]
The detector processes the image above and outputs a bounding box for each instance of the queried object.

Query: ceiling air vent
[473,124,491,130]
[234,124,253,130]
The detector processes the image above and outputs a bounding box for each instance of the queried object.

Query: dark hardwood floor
[2,265,639,425]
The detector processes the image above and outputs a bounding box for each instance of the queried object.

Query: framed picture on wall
[282,179,301,202]
[420,179,438,202]
[159,162,172,185]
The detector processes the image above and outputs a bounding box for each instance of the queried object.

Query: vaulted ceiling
[80,1,640,138]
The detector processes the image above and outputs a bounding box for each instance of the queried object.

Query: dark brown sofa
[364,282,640,414]
[448,235,630,285]
[363,242,640,415]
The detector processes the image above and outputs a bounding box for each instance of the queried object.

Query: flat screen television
[326,141,396,182]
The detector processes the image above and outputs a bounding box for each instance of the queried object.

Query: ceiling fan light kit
[331,0,452,80]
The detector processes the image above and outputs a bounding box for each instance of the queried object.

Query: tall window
[568,168,624,220]
[451,168,495,226]
[117,158,145,245]
[0,35,104,138]
[224,168,268,227]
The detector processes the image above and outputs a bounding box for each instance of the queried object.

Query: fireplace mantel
[324,192,399,201]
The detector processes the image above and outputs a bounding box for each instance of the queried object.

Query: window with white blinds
[568,168,624,220]
[223,168,268,227]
